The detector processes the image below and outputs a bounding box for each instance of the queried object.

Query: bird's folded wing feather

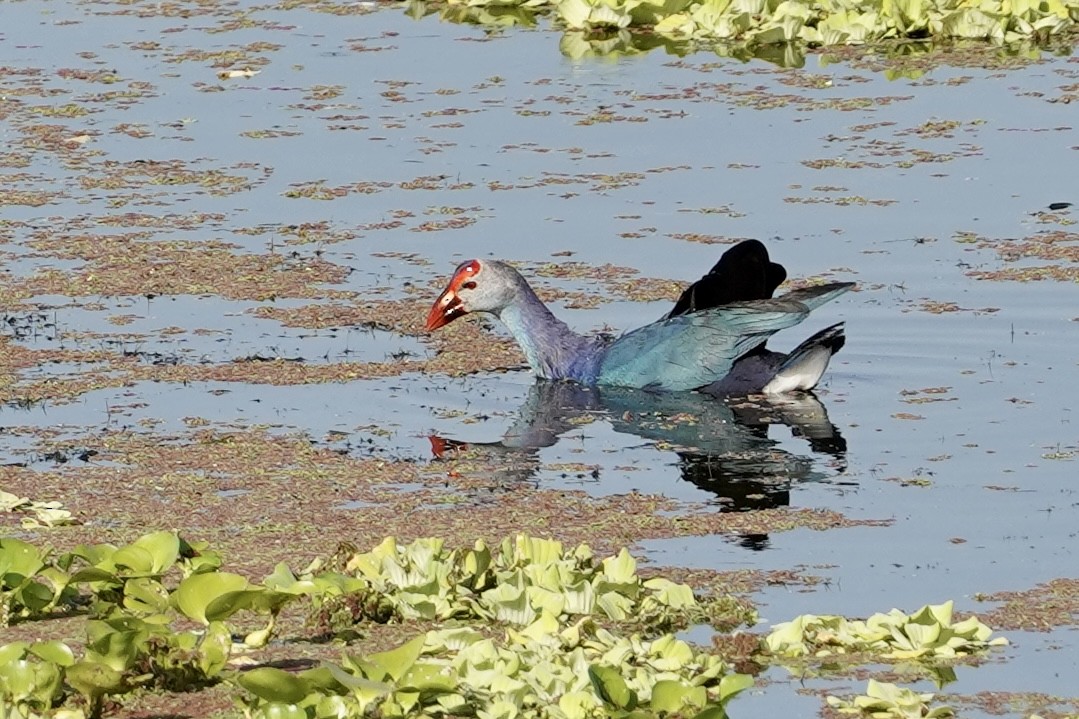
[774,282,855,312]
[598,301,811,392]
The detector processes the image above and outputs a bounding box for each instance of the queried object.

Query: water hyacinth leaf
[563,579,596,615]
[426,627,485,652]
[516,610,561,642]
[477,699,520,719]
[558,690,603,719]
[66,660,126,700]
[67,566,119,585]
[588,664,637,710]
[643,577,696,608]
[107,544,155,578]
[237,667,311,704]
[399,661,457,695]
[84,620,146,672]
[883,0,928,30]
[527,585,568,617]
[648,635,695,671]
[941,7,1006,38]
[512,535,564,567]
[595,590,634,620]
[206,587,294,622]
[28,640,75,667]
[463,541,493,588]
[366,635,426,682]
[692,707,731,719]
[324,662,394,708]
[123,576,171,614]
[0,538,46,578]
[436,692,470,714]
[258,703,308,719]
[630,0,697,24]
[199,622,231,677]
[0,642,31,665]
[11,580,53,615]
[483,580,536,625]
[914,601,953,627]
[263,563,314,594]
[172,571,251,624]
[244,626,273,649]
[601,548,636,584]
[178,538,223,576]
[297,665,347,694]
[651,680,708,712]
[0,659,38,701]
[717,672,754,701]
[111,531,180,575]
[39,566,75,607]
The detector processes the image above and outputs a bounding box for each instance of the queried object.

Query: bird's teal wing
[598,283,853,392]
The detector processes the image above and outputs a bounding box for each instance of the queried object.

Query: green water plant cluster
[1,531,755,718]
[764,600,1008,659]
[1,490,76,529]
[410,0,1079,51]
[1,530,1017,719]
[827,679,954,718]
[239,620,752,719]
[268,535,751,634]
[0,531,292,717]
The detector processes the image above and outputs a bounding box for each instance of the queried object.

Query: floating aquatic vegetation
[404,0,1079,57]
[0,530,754,718]
[764,600,1008,659]
[269,534,749,634]
[238,619,753,719]
[0,490,76,529]
[827,678,955,718]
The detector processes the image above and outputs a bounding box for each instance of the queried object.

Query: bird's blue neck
[497,286,590,381]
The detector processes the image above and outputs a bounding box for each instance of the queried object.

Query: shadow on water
[430,380,847,549]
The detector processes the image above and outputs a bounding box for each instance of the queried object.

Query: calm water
[1,1,1077,715]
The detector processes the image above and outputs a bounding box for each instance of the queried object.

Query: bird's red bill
[425,260,481,331]
[426,288,465,330]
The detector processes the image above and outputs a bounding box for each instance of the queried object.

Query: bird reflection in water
[429,380,847,551]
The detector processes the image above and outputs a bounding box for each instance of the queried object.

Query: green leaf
[123,576,171,614]
[199,622,232,677]
[111,531,180,575]
[0,642,30,664]
[652,680,707,712]
[205,587,293,622]
[0,538,46,578]
[323,661,393,708]
[236,667,310,704]
[588,664,637,710]
[66,660,126,699]
[172,571,251,624]
[28,641,75,667]
[258,702,308,719]
[717,672,754,701]
[365,634,426,682]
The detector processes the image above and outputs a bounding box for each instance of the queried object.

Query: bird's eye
[462,281,477,290]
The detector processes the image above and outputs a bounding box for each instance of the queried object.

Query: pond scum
[403,0,1079,59]
[1,531,1010,718]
